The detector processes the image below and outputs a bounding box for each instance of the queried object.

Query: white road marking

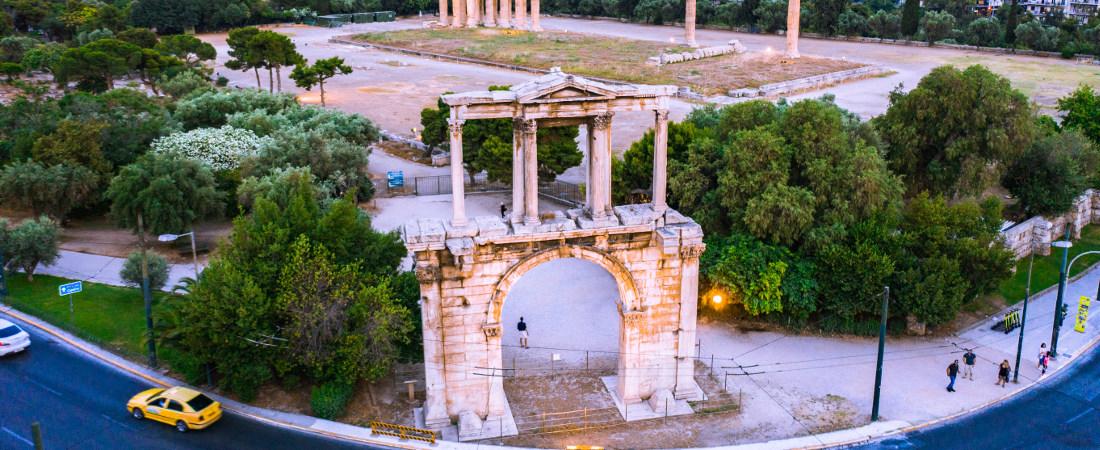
[1,426,33,446]
[25,378,62,397]
[1065,407,1094,424]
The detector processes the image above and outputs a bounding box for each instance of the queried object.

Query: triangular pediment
[513,70,621,103]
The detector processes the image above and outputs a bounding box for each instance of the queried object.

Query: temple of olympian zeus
[436,0,544,30]
[402,69,707,441]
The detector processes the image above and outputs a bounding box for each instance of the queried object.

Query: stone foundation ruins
[402,70,706,441]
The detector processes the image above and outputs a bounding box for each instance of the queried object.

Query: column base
[498,20,511,28]
[674,378,706,401]
[687,40,700,48]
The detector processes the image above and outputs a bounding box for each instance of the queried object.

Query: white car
[0,319,30,356]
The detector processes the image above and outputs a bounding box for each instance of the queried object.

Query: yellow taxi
[127,386,223,432]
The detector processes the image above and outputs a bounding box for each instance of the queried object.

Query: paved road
[0,314,377,450]
[857,342,1100,449]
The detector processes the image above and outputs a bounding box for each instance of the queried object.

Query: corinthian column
[531,0,541,31]
[685,0,698,47]
[514,0,527,30]
[522,119,539,225]
[438,0,449,26]
[786,0,801,58]
[499,0,511,28]
[466,0,478,27]
[485,0,496,26]
[448,119,468,227]
[652,110,669,213]
[453,0,466,27]
[588,113,613,219]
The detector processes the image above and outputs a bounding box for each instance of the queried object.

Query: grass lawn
[2,274,160,359]
[998,224,1100,304]
[352,28,864,95]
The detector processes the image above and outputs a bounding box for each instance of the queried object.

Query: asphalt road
[0,314,379,450]
[857,341,1100,450]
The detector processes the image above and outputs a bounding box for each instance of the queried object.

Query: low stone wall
[1002,189,1100,259]
[648,40,746,65]
[725,65,891,99]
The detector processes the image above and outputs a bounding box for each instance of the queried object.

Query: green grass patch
[2,274,162,359]
[998,224,1100,304]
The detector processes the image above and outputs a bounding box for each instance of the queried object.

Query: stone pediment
[441,67,676,108]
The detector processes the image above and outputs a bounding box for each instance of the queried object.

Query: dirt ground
[353,28,863,95]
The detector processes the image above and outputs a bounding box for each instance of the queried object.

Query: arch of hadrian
[402,69,705,441]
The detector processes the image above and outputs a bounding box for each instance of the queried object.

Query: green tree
[1058,85,1100,145]
[0,161,99,221]
[868,10,901,39]
[116,28,159,49]
[1004,0,1020,44]
[160,70,213,99]
[967,17,1002,47]
[32,118,112,176]
[752,0,787,32]
[225,27,264,89]
[155,35,217,71]
[875,65,1034,198]
[55,38,142,91]
[107,152,223,235]
[136,49,184,95]
[900,0,920,36]
[290,57,351,107]
[809,0,851,35]
[1015,20,1059,51]
[20,42,65,76]
[249,30,301,92]
[838,9,869,37]
[703,233,791,316]
[0,62,22,82]
[120,250,169,291]
[1003,131,1096,216]
[5,216,60,282]
[919,10,955,45]
[129,0,201,35]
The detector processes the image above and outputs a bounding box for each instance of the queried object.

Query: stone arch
[486,245,640,326]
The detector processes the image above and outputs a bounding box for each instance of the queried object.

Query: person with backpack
[946,359,960,392]
[962,349,976,380]
[517,317,529,349]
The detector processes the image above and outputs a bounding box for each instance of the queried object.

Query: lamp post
[1050,247,1100,358]
[158,229,200,280]
[137,213,156,368]
[1051,225,1073,358]
[1013,248,1035,383]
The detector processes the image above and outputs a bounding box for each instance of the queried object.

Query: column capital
[680,243,706,259]
[448,119,464,135]
[591,112,614,130]
[655,109,670,121]
[519,118,537,133]
[415,265,439,283]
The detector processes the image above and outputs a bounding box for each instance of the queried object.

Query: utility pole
[872,286,889,422]
[1051,225,1071,357]
[137,212,157,368]
[1013,249,1036,383]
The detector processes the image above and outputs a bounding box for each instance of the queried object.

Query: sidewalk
[695,263,1100,446]
[33,250,201,292]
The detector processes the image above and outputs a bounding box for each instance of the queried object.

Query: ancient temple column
[466,0,479,27]
[499,0,511,28]
[588,113,613,219]
[485,0,496,26]
[652,109,669,213]
[453,0,466,27]
[685,0,698,47]
[674,244,704,400]
[514,0,527,30]
[511,119,525,224]
[617,311,644,404]
[531,0,541,31]
[584,124,593,211]
[417,263,451,428]
[449,119,468,227]
[786,0,801,58]
[438,0,449,26]
[522,119,539,225]
[484,324,506,417]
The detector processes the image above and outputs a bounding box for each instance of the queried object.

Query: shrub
[3,216,60,282]
[152,125,270,172]
[310,382,354,420]
[173,89,298,129]
[120,251,170,292]
[160,70,213,99]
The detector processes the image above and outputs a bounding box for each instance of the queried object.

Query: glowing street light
[712,294,723,305]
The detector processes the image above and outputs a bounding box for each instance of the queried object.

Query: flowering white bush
[151,125,270,172]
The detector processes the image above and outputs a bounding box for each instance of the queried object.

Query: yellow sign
[1075,296,1091,333]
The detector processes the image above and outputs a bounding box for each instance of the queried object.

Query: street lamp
[1013,248,1036,383]
[158,230,200,280]
[1051,225,1073,358]
[1049,246,1100,359]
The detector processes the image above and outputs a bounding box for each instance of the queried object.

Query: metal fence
[408,174,584,207]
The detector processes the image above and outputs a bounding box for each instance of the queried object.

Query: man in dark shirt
[500,203,508,219]
[962,349,976,380]
[517,317,528,349]
[946,359,960,392]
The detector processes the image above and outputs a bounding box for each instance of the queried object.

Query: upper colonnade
[438,0,542,31]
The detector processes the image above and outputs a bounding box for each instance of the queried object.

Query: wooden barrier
[369,421,437,444]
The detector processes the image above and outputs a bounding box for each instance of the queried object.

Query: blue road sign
[387,171,404,188]
[59,281,83,296]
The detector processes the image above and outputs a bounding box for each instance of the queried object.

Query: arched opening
[500,258,621,370]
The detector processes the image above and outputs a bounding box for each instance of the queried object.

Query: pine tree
[1004,0,1020,45]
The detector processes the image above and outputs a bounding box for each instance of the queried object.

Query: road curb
[0,306,421,450]
[4,301,1098,450]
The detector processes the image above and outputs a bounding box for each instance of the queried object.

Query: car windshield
[0,325,21,338]
[187,393,215,412]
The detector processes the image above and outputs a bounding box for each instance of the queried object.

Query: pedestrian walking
[962,349,976,380]
[946,359,960,392]
[1038,343,1049,375]
[517,316,529,349]
[997,360,1011,387]
[500,202,508,219]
